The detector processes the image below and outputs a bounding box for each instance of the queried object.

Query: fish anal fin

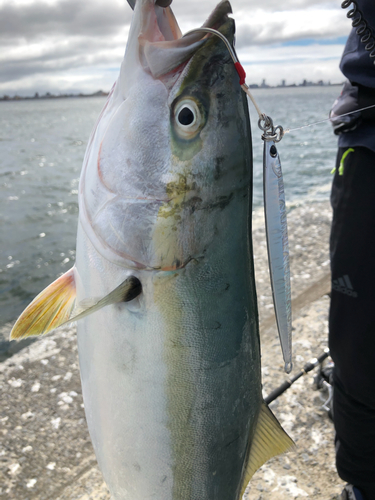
[10,267,76,340]
[239,401,295,498]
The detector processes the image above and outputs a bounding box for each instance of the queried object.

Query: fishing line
[183,27,265,120]
[283,104,375,135]
[264,348,330,404]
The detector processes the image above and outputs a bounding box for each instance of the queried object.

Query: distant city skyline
[0,0,352,97]
[0,79,345,101]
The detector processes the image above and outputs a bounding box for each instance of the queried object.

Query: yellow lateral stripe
[239,402,295,499]
[10,267,76,340]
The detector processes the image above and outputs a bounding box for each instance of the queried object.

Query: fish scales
[10,1,293,498]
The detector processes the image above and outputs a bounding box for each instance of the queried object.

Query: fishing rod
[264,347,330,404]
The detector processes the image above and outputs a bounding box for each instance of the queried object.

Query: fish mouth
[137,0,233,79]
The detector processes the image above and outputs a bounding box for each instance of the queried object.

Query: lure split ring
[258,116,284,143]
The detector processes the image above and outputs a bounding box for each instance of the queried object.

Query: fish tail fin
[239,401,295,498]
[10,267,77,340]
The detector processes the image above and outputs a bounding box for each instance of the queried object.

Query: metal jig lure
[260,116,292,373]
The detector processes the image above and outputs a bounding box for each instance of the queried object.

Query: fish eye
[178,106,195,126]
[173,98,203,139]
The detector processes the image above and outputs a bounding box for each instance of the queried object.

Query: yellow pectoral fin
[239,401,295,498]
[10,272,142,341]
[10,267,76,340]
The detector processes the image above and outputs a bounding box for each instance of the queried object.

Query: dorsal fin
[239,401,295,498]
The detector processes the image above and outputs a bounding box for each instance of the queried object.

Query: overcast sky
[0,0,352,97]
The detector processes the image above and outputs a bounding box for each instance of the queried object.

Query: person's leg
[329,146,375,499]
[333,377,375,499]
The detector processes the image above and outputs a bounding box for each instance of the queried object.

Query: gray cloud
[0,0,131,92]
[0,0,132,41]
[0,0,346,43]
[0,30,125,84]
[1,50,118,84]
[236,21,349,48]
[173,0,342,23]
[0,0,350,96]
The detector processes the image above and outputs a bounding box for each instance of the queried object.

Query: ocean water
[0,86,341,355]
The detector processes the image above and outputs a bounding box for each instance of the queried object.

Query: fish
[10,0,294,498]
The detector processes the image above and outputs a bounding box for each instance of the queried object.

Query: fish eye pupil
[178,107,195,126]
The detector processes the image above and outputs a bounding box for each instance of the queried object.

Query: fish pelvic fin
[10,267,76,340]
[67,275,142,324]
[239,401,295,498]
